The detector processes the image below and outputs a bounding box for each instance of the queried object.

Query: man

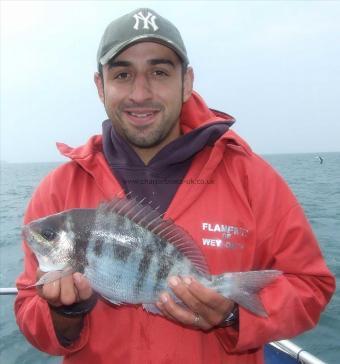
[15,8,335,364]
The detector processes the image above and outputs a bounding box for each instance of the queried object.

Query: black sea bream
[22,197,281,316]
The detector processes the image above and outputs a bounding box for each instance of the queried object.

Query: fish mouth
[24,228,44,246]
[22,223,43,243]
[22,227,66,271]
[22,226,40,249]
[22,226,50,257]
[22,225,31,241]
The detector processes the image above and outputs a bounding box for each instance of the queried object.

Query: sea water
[0,153,339,363]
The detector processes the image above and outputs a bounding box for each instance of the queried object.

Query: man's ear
[94,72,105,103]
[183,67,194,103]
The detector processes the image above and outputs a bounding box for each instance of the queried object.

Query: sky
[1,0,340,163]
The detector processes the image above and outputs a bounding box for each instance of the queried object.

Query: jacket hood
[180,91,235,132]
[57,91,252,160]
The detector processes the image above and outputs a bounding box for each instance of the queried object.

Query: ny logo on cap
[133,11,159,31]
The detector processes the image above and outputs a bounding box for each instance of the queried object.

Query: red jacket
[15,92,335,364]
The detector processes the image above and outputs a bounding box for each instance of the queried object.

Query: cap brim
[99,35,188,66]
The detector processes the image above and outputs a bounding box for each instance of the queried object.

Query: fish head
[22,211,76,272]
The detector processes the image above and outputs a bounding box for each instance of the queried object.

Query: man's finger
[168,276,221,320]
[184,277,234,314]
[184,278,226,306]
[157,292,211,330]
[158,292,195,325]
[155,299,175,321]
[60,274,77,305]
[168,276,203,312]
[73,273,93,301]
[42,279,61,305]
[168,276,235,327]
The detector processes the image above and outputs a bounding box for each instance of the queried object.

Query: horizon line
[1,151,339,164]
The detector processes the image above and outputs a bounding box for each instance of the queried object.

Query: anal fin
[142,303,163,315]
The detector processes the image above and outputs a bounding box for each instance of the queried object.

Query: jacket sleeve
[14,168,91,356]
[214,156,335,353]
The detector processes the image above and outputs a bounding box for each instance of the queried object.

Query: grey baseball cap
[97,8,188,69]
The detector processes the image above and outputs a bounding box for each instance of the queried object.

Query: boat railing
[269,340,326,364]
[0,287,326,364]
[0,287,18,295]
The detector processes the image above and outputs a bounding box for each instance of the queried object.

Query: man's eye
[153,70,168,77]
[115,72,130,80]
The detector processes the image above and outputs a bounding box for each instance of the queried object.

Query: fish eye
[41,228,57,241]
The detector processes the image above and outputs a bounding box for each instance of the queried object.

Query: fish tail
[210,270,282,317]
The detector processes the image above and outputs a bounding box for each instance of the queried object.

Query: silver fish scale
[85,212,196,304]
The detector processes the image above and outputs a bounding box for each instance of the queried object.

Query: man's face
[95,42,193,154]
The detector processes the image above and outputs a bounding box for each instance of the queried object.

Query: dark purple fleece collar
[102,119,231,213]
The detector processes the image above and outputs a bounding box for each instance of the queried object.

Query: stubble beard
[116,110,180,149]
[110,96,183,149]
[104,81,185,150]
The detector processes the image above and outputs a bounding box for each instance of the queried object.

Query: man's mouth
[124,110,160,126]
[128,112,154,118]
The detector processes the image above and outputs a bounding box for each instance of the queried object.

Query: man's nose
[129,75,152,103]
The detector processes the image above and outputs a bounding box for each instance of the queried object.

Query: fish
[22,197,281,317]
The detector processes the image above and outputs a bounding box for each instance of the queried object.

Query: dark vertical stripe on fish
[153,255,173,294]
[170,244,182,261]
[70,209,96,273]
[134,244,154,294]
[113,244,133,263]
[154,235,168,251]
[93,238,104,257]
[73,238,89,273]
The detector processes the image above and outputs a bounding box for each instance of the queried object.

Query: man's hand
[156,276,235,331]
[36,269,93,345]
[36,269,93,307]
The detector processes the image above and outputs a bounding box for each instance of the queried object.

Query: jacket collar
[56,91,251,160]
[181,91,234,132]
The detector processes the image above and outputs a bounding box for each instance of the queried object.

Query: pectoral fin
[22,267,74,289]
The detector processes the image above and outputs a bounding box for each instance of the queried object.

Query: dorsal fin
[98,197,209,274]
